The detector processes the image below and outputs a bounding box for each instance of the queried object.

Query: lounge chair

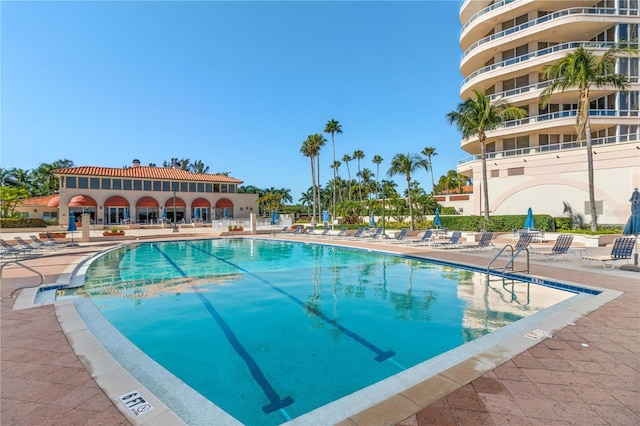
[14,237,43,255]
[348,227,366,239]
[363,227,384,239]
[386,229,409,243]
[407,229,434,245]
[0,238,35,258]
[331,227,348,238]
[307,227,329,237]
[581,237,635,269]
[513,232,534,251]
[460,231,494,251]
[432,230,463,248]
[531,234,574,261]
[44,232,67,247]
[29,235,58,250]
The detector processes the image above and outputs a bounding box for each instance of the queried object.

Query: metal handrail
[487,244,530,275]
[1,260,46,299]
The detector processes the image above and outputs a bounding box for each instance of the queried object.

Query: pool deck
[1,230,638,425]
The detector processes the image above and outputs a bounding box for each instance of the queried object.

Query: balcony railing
[461,0,516,34]
[462,8,616,61]
[462,41,616,87]
[498,109,638,129]
[457,134,639,165]
[488,80,551,101]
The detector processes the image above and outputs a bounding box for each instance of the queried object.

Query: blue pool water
[80,239,578,424]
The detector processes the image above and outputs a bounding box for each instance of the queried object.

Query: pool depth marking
[187,242,396,362]
[152,245,294,414]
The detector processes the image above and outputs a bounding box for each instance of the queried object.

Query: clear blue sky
[1,1,465,201]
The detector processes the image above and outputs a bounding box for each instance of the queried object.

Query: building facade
[18,160,259,226]
[456,0,639,225]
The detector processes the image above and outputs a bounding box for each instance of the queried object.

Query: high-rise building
[456,0,639,226]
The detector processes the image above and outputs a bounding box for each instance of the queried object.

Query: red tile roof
[17,194,59,207]
[53,166,243,183]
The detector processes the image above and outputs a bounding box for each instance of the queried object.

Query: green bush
[0,218,47,228]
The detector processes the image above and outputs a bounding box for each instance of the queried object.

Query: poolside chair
[431,231,463,248]
[386,229,409,243]
[531,234,574,262]
[407,229,434,245]
[460,231,494,251]
[29,235,58,250]
[44,232,67,247]
[331,227,348,238]
[0,238,34,259]
[348,227,366,239]
[581,237,635,270]
[363,227,384,239]
[14,237,43,255]
[513,232,534,252]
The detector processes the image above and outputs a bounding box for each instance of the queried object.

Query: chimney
[132,159,141,168]
[173,162,181,169]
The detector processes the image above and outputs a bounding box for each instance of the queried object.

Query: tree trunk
[310,157,316,223]
[480,136,490,222]
[332,137,336,228]
[316,154,322,224]
[585,117,598,231]
[407,177,414,231]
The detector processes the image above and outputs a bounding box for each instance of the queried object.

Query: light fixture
[556,155,560,158]
[593,150,597,154]
[523,159,527,162]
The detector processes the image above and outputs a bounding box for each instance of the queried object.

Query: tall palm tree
[312,134,327,223]
[421,147,437,195]
[387,152,428,230]
[372,154,383,200]
[446,90,527,221]
[342,154,353,200]
[540,44,634,231]
[324,119,342,227]
[300,135,320,222]
[353,150,365,201]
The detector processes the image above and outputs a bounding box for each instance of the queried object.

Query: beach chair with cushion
[348,227,366,239]
[581,237,635,270]
[0,238,34,259]
[363,227,384,239]
[331,227,348,238]
[531,234,574,262]
[432,231,463,248]
[460,231,494,251]
[44,232,67,247]
[29,235,58,250]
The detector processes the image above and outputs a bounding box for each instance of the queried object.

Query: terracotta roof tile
[17,194,58,207]
[53,166,243,184]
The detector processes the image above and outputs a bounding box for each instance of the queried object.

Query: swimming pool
[77,238,581,425]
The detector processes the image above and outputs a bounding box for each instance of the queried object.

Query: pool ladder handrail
[1,260,45,299]
[487,244,530,276]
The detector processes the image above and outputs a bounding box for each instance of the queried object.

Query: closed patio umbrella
[622,188,640,270]
[67,211,77,246]
[524,207,534,229]
[270,210,277,225]
[369,211,376,227]
[433,208,442,228]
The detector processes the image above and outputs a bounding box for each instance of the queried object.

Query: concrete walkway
[1,231,638,425]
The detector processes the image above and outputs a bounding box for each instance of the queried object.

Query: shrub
[0,218,47,228]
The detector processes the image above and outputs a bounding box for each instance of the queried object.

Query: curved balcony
[458,134,639,166]
[461,41,616,93]
[460,0,516,35]
[461,7,615,63]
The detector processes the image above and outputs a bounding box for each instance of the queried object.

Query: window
[90,178,100,189]
[214,184,220,193]
[507,167,525,176]
[144,180,152,191]
[163,181,171,192]
[123,180,132,190]
[197,183,204,192]
[221,184,228,193]
[180,182,188,192]
[102,178,111,189]
[189,183,196,192]
[113,179,122,190]
[67,177,77,188]
[78,177,88,189]
[228,185,235,194]
[153,181,161,191]
[133,180,142,190]
[206,183,212,193]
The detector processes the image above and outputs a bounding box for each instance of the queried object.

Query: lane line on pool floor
[186,241,397,363]
[152,244,294,415]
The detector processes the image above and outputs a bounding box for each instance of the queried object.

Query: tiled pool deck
[1,231,638,425]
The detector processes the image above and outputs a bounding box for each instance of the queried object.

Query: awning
[192,198,211,208]
[136,196,159,208]
[68,195,97,207]
[215,198,233,208]
[165,197,186,208]
[104,196,130,207]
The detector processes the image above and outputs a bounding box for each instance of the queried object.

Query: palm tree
[446,90,527,221]
[372,155,383,200]
[342,154,353,200]
[540,44,634,231]
[387,152,428,230]
[353,150,365,201]
[299,188,314,214]
[189,160,210,174]
[421,147,437,195]
[312,134,327,223]
[300,136,319,222]
[324,119,342,227]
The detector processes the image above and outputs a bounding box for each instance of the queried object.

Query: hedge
[0,218,47,228]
